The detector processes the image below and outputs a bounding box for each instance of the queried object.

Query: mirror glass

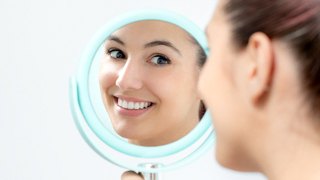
[71,9,214,173]
[96,20,207,146]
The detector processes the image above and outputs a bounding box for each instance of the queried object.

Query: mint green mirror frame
[69,9,215,173]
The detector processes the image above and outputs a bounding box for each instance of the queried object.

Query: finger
[121,171,144,180]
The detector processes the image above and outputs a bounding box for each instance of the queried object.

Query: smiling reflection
[99,20,206,146]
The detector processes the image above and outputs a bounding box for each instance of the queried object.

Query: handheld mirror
[69,9,215,176]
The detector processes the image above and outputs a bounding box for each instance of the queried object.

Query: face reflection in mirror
[99,20,206,146]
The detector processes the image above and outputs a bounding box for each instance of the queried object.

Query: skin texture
[99,20,202,146]
[199,0,320,179]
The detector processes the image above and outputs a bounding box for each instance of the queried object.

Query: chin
[215,141,255,172]
[215,139,245,171]
[114,125,143,141]
[215,143,235,168]
[114,126,134,138]
[216,154,242,171]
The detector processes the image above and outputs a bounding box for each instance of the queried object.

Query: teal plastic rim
[69,9,215,172]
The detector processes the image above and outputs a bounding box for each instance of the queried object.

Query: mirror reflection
[98,20,206,146]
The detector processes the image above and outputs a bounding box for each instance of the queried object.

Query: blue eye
[150,55,171,65]
[107,49,125,59]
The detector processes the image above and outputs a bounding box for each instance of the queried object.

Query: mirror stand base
[139,163,163,180]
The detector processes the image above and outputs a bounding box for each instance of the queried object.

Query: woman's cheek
[99,63,120,89]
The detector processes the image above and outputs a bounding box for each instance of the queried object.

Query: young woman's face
[199,0,251,167]
[99,20,202,146]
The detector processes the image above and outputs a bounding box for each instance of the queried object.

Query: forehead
[207,0,227,32]
[213,0,227,22]
[111,20,191,42]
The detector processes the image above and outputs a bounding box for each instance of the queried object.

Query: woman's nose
[115,60,143,90]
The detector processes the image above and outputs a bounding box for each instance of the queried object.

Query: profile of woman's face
[99,20,202,146]
[199,0,250,166]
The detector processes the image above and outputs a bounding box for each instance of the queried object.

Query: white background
[0,0,267,179]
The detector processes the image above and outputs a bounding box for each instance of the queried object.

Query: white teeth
[140,102,144,108]
[122,100,127,108]
[117,98,152,110]
[128,102,134,109]
[134,102,140,110]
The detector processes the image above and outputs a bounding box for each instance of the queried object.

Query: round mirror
[70,9,215,174]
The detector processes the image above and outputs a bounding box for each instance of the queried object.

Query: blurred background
[0,0,266,179]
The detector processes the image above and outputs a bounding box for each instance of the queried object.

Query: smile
[117,98,153,110]
[113,96,155,117]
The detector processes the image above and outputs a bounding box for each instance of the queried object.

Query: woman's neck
[265,137,320,180]
[259,113,320,180]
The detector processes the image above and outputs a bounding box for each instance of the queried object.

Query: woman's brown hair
[224,0,320,115]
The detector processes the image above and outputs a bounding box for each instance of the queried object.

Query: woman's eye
[150,55,171,65]
[107,49,125,59]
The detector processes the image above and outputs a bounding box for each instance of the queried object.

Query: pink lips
[114,96,154,117]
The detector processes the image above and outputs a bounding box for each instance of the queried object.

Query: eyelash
[106,48,126,59]
[106,48,171,66]
[148,54,171,66]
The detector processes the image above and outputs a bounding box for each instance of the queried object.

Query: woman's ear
[246,32,274,104]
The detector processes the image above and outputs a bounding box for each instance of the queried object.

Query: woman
[99,20,206,146]
[199,0,320,179]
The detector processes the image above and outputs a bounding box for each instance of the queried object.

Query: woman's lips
[113,96,154,117]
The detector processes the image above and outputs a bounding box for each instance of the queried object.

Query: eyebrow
[144,40,181,55]
[107,35,125,45]
[106,35,181,56]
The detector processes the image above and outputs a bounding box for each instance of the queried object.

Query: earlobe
[247,32,274,104]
